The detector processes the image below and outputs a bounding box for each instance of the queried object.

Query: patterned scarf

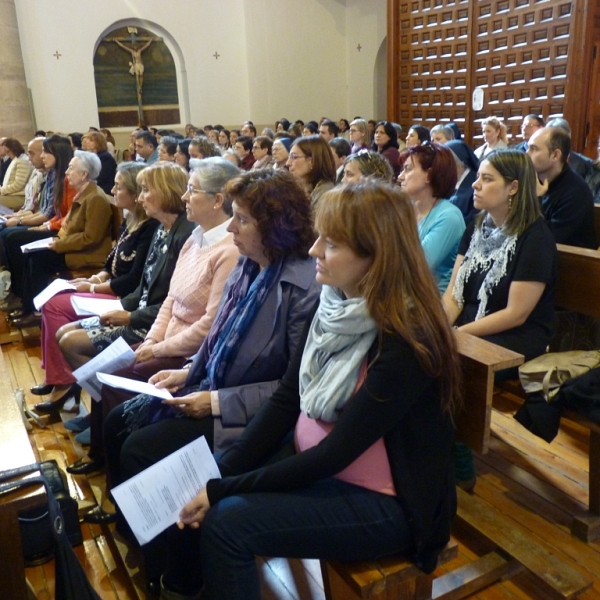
[452,214,518,320]
[123,257,283,431]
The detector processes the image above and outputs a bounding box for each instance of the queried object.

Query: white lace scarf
[452,214,518,320]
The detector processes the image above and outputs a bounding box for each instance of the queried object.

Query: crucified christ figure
[112,38,153,91]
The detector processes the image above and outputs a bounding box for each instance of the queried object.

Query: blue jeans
[163,478,411,600]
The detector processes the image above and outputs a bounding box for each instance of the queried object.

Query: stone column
[0,0,34,143]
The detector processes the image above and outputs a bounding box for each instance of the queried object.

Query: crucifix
[106,27,163,126]
[53,51,62,60]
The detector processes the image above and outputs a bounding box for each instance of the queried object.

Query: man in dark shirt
[527,127,597,249]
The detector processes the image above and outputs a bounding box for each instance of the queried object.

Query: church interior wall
[13,0,386,134]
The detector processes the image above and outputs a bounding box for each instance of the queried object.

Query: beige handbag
[518,350,600,401]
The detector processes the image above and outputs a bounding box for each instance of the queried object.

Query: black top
[456,218,557,359]
[96,151,117,195]
[0,157,12,186]
[105,218,159,298]
[541,164,597,249]
[207,303,456,573]
[448,168,478,226]
[120,212,195,330]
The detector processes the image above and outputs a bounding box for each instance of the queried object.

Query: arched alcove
[93,20,189,127]
[374,37,387,121]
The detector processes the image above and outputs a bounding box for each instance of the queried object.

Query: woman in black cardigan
[37,162,194,412]
[34,161,158,410]
[158,181,462,600]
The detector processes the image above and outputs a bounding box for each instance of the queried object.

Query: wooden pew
[543,244,600,541]
[0,350,45,599]
[495,244,600,541]
[321,332,592,599]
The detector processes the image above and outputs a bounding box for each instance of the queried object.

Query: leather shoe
[9,308,25,319]
[34,384,81,413]
[30,383,54,396]
[11,312,42,328]
[66,458,104,475]
[82,506,117,525]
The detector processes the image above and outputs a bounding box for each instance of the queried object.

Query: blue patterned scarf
[123,257,283,431]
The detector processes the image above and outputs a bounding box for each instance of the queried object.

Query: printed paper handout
[112,436,221,545]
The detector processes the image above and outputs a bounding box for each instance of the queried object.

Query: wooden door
[388,0,594,149]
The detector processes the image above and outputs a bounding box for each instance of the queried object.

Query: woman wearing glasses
[250,136,274,170]
[398,143,465,293]
[286,135,336,207]
[65,158,241,476]
[349,118,371,153]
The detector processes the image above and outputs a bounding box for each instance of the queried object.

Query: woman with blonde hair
[474,117,508,160]
[33,161,159,411]
[342,149,394,183]
[286,135,336,206]
[47,162,195,412]
[157,180,462,599]
[349,118,371,153]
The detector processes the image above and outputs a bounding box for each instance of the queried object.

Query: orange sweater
[48,177,76,231]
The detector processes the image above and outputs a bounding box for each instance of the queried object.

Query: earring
[508,195,513,210]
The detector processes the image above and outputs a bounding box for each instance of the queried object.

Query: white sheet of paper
[72,337,136,401]
[20,237,53,253]
[112,436,221,545]
[96,372,173,400]
[0,205,14,216]
[70,295,123,316]
[33,278,76,311]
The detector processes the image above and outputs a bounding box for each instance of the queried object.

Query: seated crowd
[0,112,598,599]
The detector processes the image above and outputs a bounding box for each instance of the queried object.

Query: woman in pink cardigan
[67,157,241,475]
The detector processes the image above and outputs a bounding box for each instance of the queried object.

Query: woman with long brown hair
[286,135,336,206]
[157,181,462,600]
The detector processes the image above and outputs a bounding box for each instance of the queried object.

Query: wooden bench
[0,350,46,600]
[321,332,592,599]
[496,244,600,542]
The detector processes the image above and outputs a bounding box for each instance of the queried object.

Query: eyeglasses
[186,185,212,196]
[288,153,307,161]
[349,128,360,134]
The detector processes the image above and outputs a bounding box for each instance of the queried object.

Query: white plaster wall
[345,0,387,120]
[14,0,386,132]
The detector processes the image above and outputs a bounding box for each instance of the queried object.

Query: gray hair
[546,117,571,137]
[430,124,455,141]
[73,150,101,181]
[221,150,241,167]
[189,157,242,216]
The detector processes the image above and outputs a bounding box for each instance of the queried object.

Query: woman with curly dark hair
[100,169,320,586]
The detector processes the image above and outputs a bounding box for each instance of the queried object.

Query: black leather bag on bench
[0,462,100,600]
[16,460,82,566]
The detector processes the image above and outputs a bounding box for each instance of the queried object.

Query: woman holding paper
[64,157,241,466]
[9,150,114,328]
[154,181,460,600]
[34,162,194,413]
[32,162,158,410]
[0,134,76,314]
[99,170,319,585]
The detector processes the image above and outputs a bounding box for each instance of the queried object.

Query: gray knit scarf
[299,285,377,422]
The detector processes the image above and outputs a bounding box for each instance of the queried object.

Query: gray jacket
[185,255,320,451]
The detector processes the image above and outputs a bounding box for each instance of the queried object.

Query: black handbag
[0,462,101,600]
[17,460,82,566]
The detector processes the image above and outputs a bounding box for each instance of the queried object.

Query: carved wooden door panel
[389,0,591,147]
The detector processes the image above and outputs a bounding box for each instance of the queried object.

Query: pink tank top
[294,359,397,496]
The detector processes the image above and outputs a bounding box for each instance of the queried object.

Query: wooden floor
[4,322,600,599]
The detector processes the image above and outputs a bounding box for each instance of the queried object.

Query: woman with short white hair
[11,150,114,327]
